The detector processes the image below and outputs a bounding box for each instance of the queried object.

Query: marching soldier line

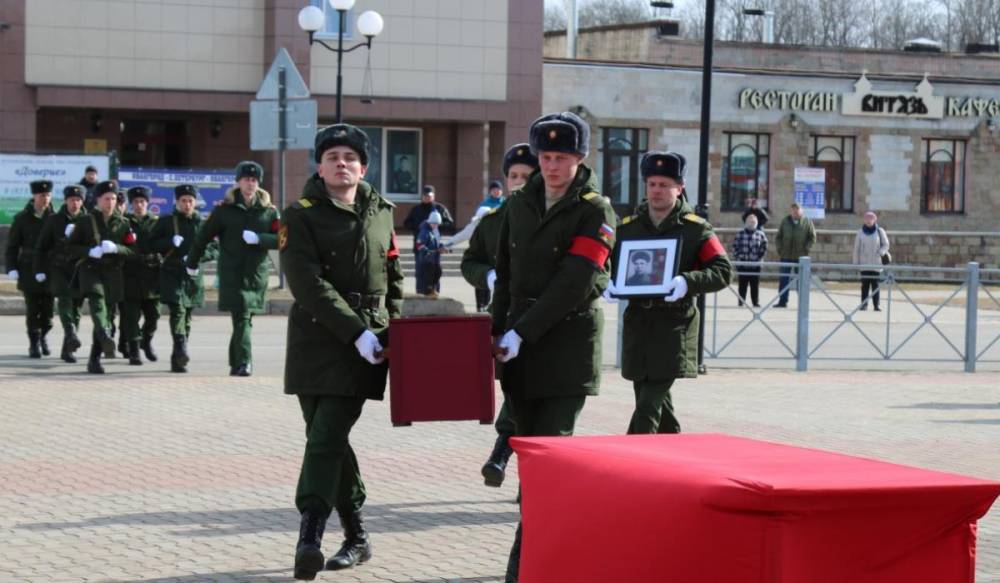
[3,112,732,583]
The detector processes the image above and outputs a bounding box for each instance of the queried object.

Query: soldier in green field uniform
[35,185,88,362]
[612,152,732,434]
[121,186,161,365]
[149,185,218,373]
[66,180,135,374]
[490,112,617,583]
[185,161,279,377]
[282,124,403,581]
[5,180,55,358]
[461,143,538,488]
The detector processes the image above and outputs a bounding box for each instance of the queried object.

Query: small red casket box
[388,315,495,426]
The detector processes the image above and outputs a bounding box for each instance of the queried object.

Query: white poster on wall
[794,167,826,220]
[0,154,109,224]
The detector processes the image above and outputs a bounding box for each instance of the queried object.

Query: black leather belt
[512,296,597,314]
[632,298,690,310]
[344,292,382,309]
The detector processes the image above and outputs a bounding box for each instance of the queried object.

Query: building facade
[544,24,1000,266]
[0,0,543,227]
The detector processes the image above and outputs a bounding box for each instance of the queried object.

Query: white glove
[602,280,619,302]
[100,240,118,254]
[354,330,385,365]
[172,235,184,248]
[242,230,260,245]
[64,224,75,237]
[35,273,47,283]
[497,329,523,363]
[88,246,104,259]
[186,266,199,277]
[664,275,688,302]
[7,270,18,280]
[486,270,497,295]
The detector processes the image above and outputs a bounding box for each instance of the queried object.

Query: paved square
[1,312,998,583]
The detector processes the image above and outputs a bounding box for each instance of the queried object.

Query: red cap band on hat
[568,236,610,269]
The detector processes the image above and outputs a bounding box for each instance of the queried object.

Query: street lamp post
[695,0,716,374]
[298,0,384,123]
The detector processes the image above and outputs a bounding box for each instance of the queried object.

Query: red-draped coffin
[388,315,495,426]
[512,433,1000,583]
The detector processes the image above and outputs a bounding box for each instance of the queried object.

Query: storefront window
[356,126,421,201]
[722,133,769,211]
[922,139,965,213]
[599,128,648,210]
[809,135,855,212]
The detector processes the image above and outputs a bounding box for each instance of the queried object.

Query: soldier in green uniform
[461,143,538,488]
[35,185,88,362]
[5,180,55,358]
[612,152,732,434]
[490,112,617,583]
[121,186,161,365]
[149,185,218,373]
[185,161,279,377]
[282,124,403,581]
[66,180,135,374]
[113,190,129,358]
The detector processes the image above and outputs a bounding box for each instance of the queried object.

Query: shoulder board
[296,198,313,209]
[621,215,637,225]
[582,191,610,205]
[486,207,500,216]
[379,196,397,209]
[683,213,706,225]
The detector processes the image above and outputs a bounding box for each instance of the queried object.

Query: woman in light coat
[852,211,890,311]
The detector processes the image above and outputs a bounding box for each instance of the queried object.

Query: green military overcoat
[616,200,732,381]
[148,210,217,308]
[460,204,505,290]
[281,176,404,399]
[6,202,53,294]
[185,188,279,314]
[66,211,135,302]
[123,213,161,300]
[491,165,617,399]
[34,204,87,297]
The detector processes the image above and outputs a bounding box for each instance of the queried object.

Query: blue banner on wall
[118,168,234,217]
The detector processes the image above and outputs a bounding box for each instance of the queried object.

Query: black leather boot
[96,327,116,358]
[65,325,82,353]
[127,341,143,365]
[505,523,522,583]
[40,326,52,356]
[60,335,77,363]
[28,330,42,359]
[86,343,104,374]
[325,510,372,571]
[117,332,128,358]
[140,333,158,361]
[482,434,514,487]
[170,334,188,373]
[293,508,328,581]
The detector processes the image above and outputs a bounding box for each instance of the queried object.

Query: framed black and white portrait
[611,236,682,298]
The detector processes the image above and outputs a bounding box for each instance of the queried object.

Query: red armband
[698,235,726,264]
[568,236,610,268]
[387,232,400,259]
[271,218,280,233]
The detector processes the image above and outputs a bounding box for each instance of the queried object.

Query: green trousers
[295,395,367,516]
[627,379,681,434]
[167,304,193,337]
[507,394,587,438]
[229,311,253,367]
[24,292,54,332]
[123,299,160,342]
[56,294,83,332]
[494,397,515,437]
[86,294,112,338]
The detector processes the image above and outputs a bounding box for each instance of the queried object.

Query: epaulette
[621,215,637,225]
[296,198,313,209]
[582,191,609,205]
[683,213,706,225]
[486,206,500,216]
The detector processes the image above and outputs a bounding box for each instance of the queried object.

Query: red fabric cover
[567,236,610,268]
[512,433,1000,583]
[270,218,280,233]
[388,315,495,426]
[698,234,725,264]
